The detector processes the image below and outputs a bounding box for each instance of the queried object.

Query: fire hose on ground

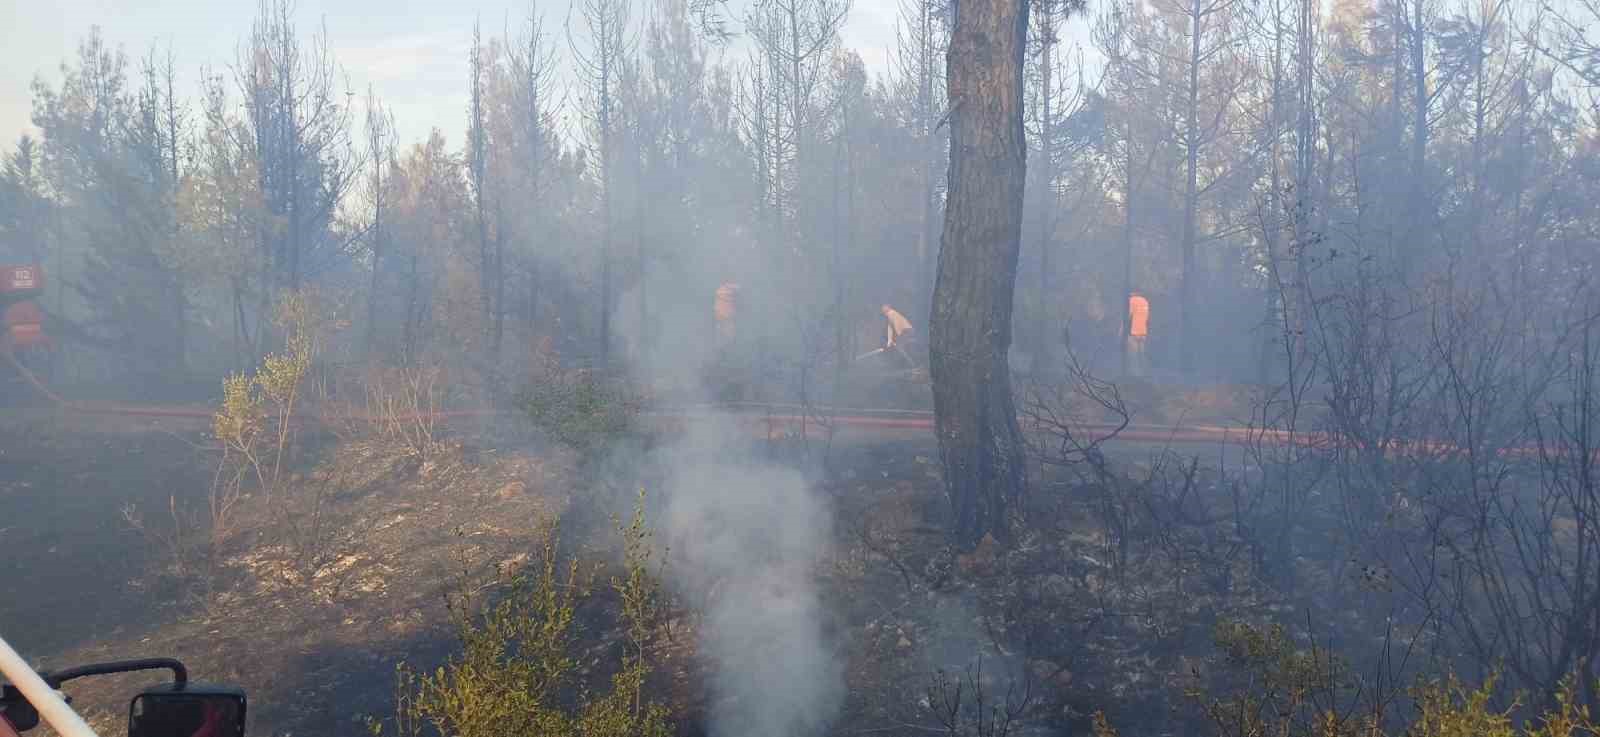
[6,347,1594,460]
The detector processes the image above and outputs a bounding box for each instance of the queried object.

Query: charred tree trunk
[930,0,1030,548]
[365,88,391,357]
[1033,16,1055,376]
[1388,0,1406,273]
[1119,138,1136,377]
[833,114,848,394]
[1407,0,1428,279]
[469,23,494,363]
[1179,0,1201,376]
[493,219,507,362]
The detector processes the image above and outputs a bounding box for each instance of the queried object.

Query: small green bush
[373,492,670,737]
[1173,620,1600,737]
[519,367,642,457]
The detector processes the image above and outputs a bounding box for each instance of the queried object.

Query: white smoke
[652,414,844,737]
[607,231,843,736]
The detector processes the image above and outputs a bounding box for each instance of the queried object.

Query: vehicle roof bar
[0,633,100,737]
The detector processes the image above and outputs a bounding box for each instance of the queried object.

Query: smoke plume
[651,413,843,737]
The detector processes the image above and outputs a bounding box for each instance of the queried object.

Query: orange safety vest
[1128,294,1149,337]
[715,283,740,339]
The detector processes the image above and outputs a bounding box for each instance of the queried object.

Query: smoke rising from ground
[655,420,843,737]
[616,265,843,736]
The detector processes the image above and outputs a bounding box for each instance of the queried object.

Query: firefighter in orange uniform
[714,282,740,346]
[1127,291,1149,377]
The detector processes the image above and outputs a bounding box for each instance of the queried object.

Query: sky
[3,0,1594,158]
[0,0,928,154]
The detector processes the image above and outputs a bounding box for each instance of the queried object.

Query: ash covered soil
[1,390,1314,737]
[1,410,577,735]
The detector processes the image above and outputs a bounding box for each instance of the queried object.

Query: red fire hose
[7,348,1596,460]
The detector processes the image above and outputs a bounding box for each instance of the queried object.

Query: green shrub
[1173,620,1600,737]
[373,492,670,737]
[519,367,642,457]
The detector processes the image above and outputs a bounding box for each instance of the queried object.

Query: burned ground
[0,385,1536,736]
[1,410,583,735]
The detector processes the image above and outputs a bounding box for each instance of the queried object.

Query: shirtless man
[883,304,913,348]
[853,303,917,368]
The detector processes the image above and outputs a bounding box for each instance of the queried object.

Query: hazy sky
[0,0,919,153]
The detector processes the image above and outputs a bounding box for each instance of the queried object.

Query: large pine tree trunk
[930,0,1030,548]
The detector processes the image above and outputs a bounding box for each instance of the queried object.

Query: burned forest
[4,0,1600,735]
